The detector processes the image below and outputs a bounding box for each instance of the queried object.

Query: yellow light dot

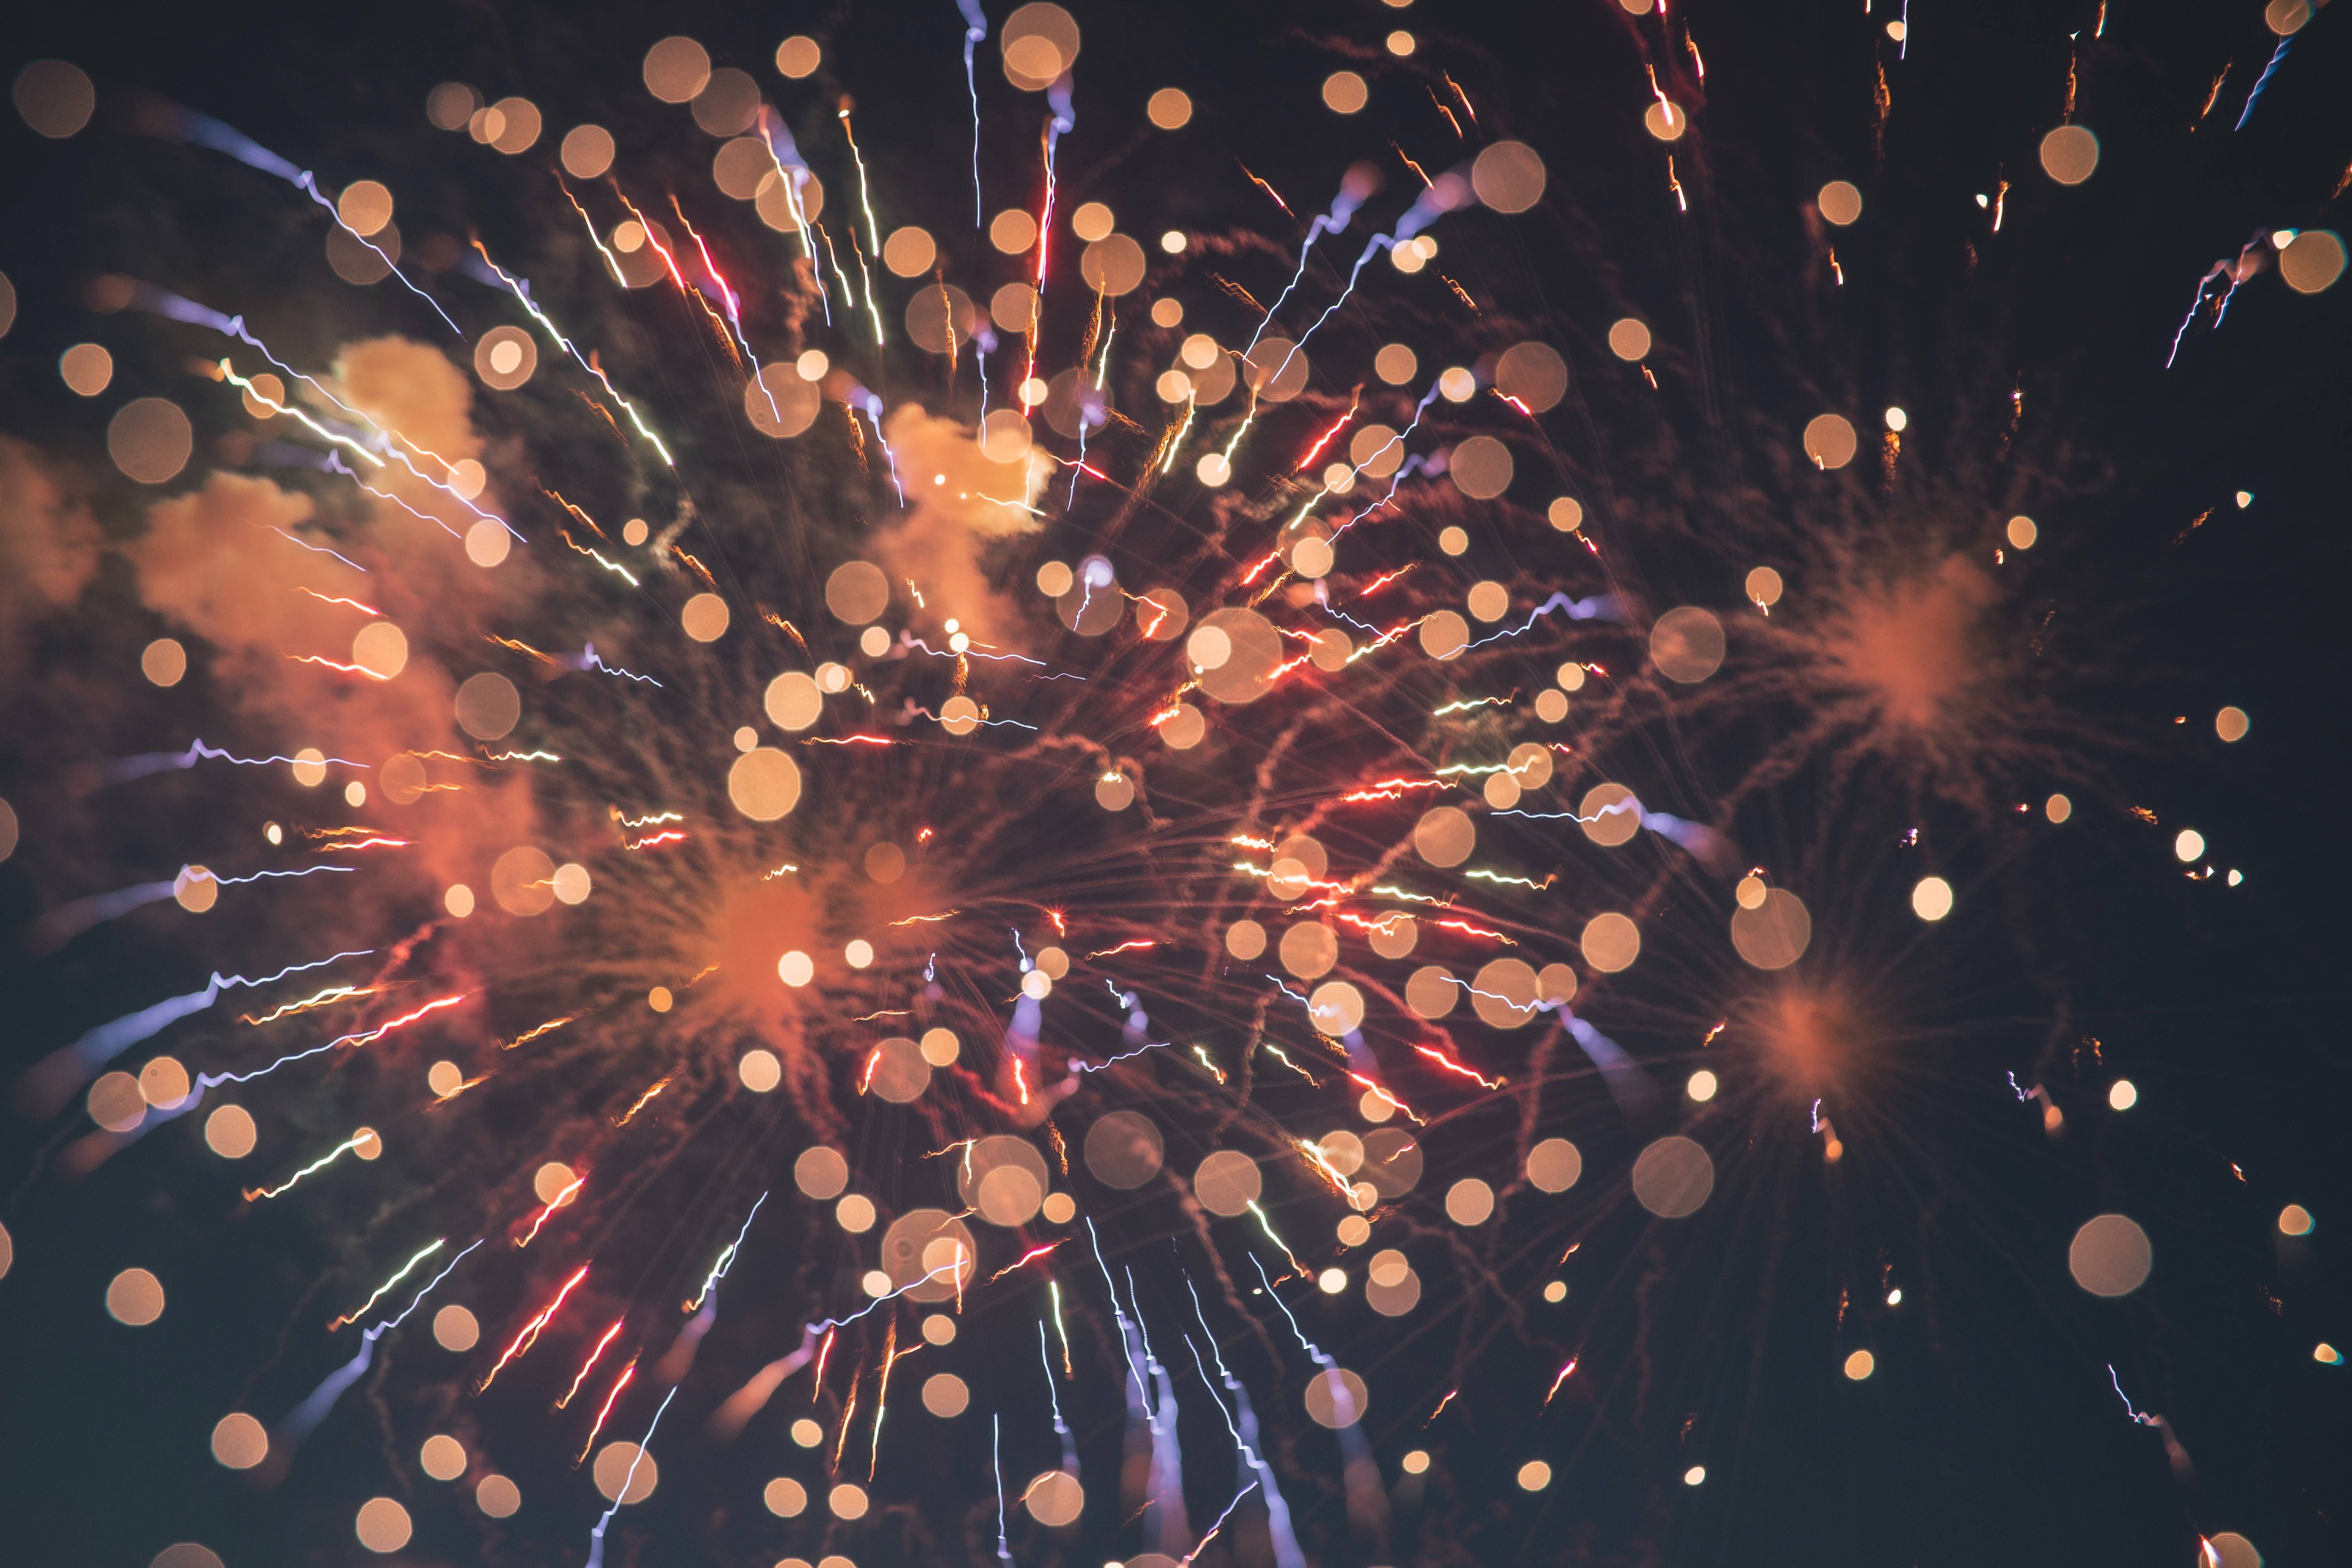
[1684,1465,1706,1486]
[1543,1280,1567,1303]
[647,986,673,1012]
[1686,1070,1718,1102]
[740,1050,782,1093]
[2279,1204,2314,1237]
[845,938,874,969]
[1911,877,1954,921]
[2007,515,2038,549]
[2109,1080,2138,1111]
[791,1417,824,1447]
[778,950,814,987]
[1160,230,1187,254]
[1844,1349,1876,1380]
[2045,794,2073,824]
[1437,525,1468,556]
[1517,1460,1552,1491]
[444,884,475,918]
[1402,1449,1430,1474]
[2174,829,2205,862]
[2216,706,2250,742]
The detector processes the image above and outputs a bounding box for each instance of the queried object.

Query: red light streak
[479,1263,590,1391]
[1345,1071,1423,1124]
[518,1175,585,1247]
[1413,1044,1505,1091]
[984,1241,1064,1285]
[1293,392,1359,472]
[345,994,466,1049]
[575,1357,637,1462]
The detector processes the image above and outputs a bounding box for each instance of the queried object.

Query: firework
[1,4,2343,1566]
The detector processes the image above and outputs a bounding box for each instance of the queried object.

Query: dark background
[4,2,2349,1565]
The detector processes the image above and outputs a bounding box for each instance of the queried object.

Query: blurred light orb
[560,124,615,178]
[728,747,803,820]
[204,1104,256,1158]
[593,1442,659,1503]
[2278,1204,2313,1237]
[2174,829,2205,862]
[60,341,113,396]
[355,1498,412,1552]
[2039,124,2100,185]
[420,1434,466,1481]
[2280,229,2345,294]
[2108,1079,2139,1111]
[1802,412,1858,469]
[1911,876,1954,921]
[2068,1213,2153,1296]
[1844,1349,1876,1380]
[211,1414,268,1470]
[15,60,96,138]
[923,1372,969,1416]
[1517,1459,1552,1491]
[775,35,822,78]
[1322,71,1368,114]
[1651,606,1725,682]
[1147,87,1192,129]
[1630,1136,1713,1217]
[109,397,193,484]
[433,1304,479,1350]
[142,638,187,687]
[1472,141,1548,212]
[1304,1367,1369,1428]
[1607,319,1652,361]
[2216,706,2250,742]
[1818,180,1863,225]
[1526,1138,1583,1192]
[1582,911,1641,971]
[644,36,712,103]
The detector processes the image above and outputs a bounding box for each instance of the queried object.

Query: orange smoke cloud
[868,406,1045,646]
[0,436,104,677]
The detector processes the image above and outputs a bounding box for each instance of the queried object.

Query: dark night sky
[4,3,2349,1566]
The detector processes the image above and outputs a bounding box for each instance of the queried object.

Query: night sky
[3,3,2349,1566]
